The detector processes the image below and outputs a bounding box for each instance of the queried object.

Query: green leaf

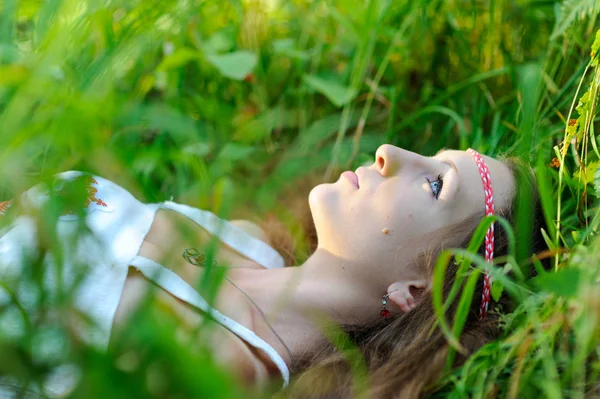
[0,64,28,86]
[296,113,348,152]
[141,104,197,139]
[327,7,360,42]
[182,142,213,157]
[272,38,309,60]
[206,51,257,80]
[0,44,21,64]
[533,267,581,298]
[550,0,600,40]
[217,143,255,161]
[233,114,274,144]
[592,28,600,66]
[302,74,358,108]
[203,30,235,54]
[491,281,504,302]
[157,48,200,71]
[594,164,600,198]
[233,107,297,144]
[574,160,600,185]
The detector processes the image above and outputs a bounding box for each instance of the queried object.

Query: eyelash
[426,174,444,200]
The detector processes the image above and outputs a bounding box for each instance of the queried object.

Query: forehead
[436,149,515,212]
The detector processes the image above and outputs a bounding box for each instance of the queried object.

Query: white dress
[0,171,290,388]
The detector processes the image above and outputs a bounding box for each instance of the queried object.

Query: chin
[308,183,337,211]
[308,183,339,236]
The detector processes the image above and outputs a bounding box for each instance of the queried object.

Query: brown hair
[271,158,549,399]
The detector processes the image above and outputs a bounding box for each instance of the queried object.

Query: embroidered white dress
[0,171,290,387]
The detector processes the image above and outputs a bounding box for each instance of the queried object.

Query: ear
[387,279,429,313]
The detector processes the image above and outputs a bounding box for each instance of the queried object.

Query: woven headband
[466,148,495,320]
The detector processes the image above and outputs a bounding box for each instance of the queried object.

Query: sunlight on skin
[309,145,514,268]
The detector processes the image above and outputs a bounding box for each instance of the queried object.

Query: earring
[381,294,391,319]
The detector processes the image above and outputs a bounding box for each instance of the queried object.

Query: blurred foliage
[2,0,600,397]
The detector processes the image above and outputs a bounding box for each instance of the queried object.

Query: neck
[290,248,389,325]
[229,247,403,371]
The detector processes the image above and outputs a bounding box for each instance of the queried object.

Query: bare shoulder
[153,287,279,388]
[205,321,276,387]
[116,276,280,388]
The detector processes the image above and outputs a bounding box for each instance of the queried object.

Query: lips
[342,171,359,188]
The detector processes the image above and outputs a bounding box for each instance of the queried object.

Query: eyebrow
[442,158,459,177]
[431,148,457,175]
[435,153,460,198]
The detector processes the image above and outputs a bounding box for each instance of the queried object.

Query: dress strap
[159,201,284,269]
[129,255,290,386]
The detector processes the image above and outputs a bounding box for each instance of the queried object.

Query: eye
[426,174,444,200]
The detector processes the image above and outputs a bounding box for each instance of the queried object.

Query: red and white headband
[466,148,495,320]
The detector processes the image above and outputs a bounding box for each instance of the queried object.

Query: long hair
[275,158,549,399]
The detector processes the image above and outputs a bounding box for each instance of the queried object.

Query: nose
[375,144,403,176]
[374,144,429,177]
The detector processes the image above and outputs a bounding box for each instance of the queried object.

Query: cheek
[377,197,430,237]
[309,184,371,235]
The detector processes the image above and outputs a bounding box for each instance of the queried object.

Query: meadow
[1,0,600,397]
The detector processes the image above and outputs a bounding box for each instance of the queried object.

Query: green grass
[1,0,600,397]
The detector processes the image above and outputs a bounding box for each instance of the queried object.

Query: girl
[0,145,546,396]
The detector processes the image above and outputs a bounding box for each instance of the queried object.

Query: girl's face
[308,145,515,274]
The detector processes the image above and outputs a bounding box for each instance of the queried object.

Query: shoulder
[208,322,274,387]
[151,285,278,387]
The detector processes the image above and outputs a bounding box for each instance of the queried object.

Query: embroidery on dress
[53,175,113,219]
[0,174,113,221]
[0,199,12,216]
[82,178,108,208]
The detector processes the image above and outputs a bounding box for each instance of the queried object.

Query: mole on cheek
[382,228,390,235]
